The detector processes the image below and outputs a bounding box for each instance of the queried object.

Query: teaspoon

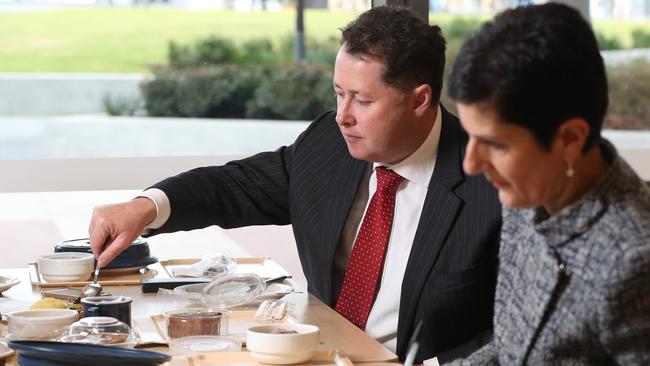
[81,259,103,298]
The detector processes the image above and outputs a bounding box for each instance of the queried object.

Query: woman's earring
[566,160,575,178]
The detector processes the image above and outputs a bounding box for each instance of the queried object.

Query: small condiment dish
[37,253,94,282]
[6,309,78,340]
[169,335,241,355]
[246,324,320,365]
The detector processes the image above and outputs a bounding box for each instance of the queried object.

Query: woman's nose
[463,138,483,176]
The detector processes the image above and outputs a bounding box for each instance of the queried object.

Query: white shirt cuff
[137,188,171,230]
[423,357,439,366]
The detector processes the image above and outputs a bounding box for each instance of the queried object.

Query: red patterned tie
[335,167,404,329]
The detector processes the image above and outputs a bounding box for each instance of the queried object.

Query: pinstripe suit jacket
[149,107,502,362]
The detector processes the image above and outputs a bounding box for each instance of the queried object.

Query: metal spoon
[81,259,103,298]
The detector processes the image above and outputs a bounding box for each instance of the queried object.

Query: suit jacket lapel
[396,106,466,356]
[319,147,367,305]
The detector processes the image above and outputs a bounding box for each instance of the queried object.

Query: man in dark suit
[89,6,501,364]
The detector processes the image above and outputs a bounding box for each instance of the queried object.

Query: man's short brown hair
[341,6,447,103]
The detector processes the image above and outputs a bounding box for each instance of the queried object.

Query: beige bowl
[246,324,320,365]
[37,252,94,282]
[7,309,78,340]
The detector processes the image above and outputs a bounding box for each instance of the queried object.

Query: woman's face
[457,103,568,209]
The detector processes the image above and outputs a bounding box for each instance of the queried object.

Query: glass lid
[172,283,206,302]
[57,237,147,250]
[60,316,135,346]
[201,273,265,309]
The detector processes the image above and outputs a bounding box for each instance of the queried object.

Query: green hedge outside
[142,63,335,120]
[140,32,650,128]
[141,35,338,120]
[605,59,650,130]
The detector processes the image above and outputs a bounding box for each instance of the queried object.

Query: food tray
[0,341,13,361]
[188,351,354,366]
[28,262,169,288]
[28,257,290,289]
[159,258,290,280]
[150,310,298,345]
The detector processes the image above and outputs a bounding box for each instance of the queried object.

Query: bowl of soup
[246,324,319,365]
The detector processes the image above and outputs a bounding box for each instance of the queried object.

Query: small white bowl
[7,309,78,340]
[37,252,94,282]
[246,324,319,365]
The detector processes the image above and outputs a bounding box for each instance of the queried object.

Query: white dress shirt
[140,106,443,354]
[333,106,442,352]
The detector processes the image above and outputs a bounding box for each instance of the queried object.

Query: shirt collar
[373,105,442,188]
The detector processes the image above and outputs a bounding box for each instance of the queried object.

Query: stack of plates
[54,238,157,272]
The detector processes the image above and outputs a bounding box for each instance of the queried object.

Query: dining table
[0,265,400,366]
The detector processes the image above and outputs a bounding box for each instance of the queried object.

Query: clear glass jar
[162,308,230,339]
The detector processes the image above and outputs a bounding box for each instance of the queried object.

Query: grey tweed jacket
[449,141,650,365]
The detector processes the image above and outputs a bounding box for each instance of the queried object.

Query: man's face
[333,48,422,164]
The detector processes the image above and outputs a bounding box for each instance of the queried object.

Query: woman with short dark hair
[446,3,650,364]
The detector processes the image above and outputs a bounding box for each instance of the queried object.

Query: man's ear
[412,84,432,116]
[553,118,590,160]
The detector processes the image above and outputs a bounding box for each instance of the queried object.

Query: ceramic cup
[81,296,132,325]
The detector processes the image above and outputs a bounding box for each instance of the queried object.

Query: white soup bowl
[7,309,78,340]
[246,323,320,364]
[37,252,94,282]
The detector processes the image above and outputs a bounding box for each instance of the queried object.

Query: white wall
[0,118,648,192]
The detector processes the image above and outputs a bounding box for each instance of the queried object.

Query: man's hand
[88,197,157,268]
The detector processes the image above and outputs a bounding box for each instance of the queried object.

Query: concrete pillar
[296,0,305,62]
[371,0,429,22]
